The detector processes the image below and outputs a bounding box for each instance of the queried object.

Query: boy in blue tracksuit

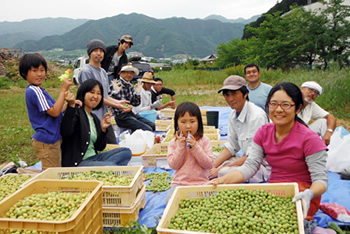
[19,53,75,170]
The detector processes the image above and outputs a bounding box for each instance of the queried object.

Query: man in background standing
[78,39,128,144]
[244,64,272,110]
[102,35,133,83]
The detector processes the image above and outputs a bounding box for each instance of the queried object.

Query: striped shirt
[25,84,62,144]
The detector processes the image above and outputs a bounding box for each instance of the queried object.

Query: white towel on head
[301,81,323,95]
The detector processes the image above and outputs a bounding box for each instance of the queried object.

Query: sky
[1,0,278,22]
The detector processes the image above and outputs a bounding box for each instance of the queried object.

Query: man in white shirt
[209,75,270,182]
[132,72,161,114]
[298,81,336,146]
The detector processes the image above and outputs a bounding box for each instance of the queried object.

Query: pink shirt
[254,122,327,184]
[167,135,213,186]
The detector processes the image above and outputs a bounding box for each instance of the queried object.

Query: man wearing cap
[209,75,270,182]
[78,39,129,144]
[299,81,336,145]
[244,63,272,110]
[102,35,133,83]
[110,63,155,133]
[133,72,161,115]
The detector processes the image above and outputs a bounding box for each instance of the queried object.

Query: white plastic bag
[327,127,350,173]
[119,130,155,155]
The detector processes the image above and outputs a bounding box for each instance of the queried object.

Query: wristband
[327,129,334,133]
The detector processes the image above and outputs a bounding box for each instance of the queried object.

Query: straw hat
[139,72,156,84]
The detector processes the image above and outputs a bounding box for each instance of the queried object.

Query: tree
[318,0,350,69]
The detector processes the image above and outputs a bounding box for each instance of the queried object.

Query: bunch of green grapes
[5,191,90,221]
[168,188,299,233]
[212,146,224,152]
[0,175,32,202]
[62,171,132,186]
[144,172,173,192]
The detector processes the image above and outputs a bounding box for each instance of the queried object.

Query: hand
[75,100,83,108]
[111,79,123,93]
[64,91,75,107]
[206,178,220,188]
[209,167,220,179]
[169,101,176,109]
[175,129,186,146]
[120,104,132,112]
[117,99,129,105]
[61,77,72,91]
[292,189,314,219]
[102,110,112,131]
[152,100,162,109]
[323,131,332,146]
[135,80,143,93]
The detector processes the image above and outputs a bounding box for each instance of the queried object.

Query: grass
[0,66,349,166]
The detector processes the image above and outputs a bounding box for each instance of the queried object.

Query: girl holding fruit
[208,82,328,224]
[166,102,214,203]
[60,79,132,167]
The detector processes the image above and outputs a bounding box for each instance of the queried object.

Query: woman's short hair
[19,53,47,80]
[174,102,204,138]
[76,79,104,110]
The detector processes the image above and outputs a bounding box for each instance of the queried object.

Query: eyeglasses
[307,87,320,96]
[268,101,295,110]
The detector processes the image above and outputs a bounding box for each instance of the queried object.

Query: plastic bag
[320,203,350,222]
[327,127,350,173]
[119,129,155,155]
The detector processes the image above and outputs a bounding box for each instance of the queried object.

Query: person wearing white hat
[298,81,336,145]
[110,64,155,133]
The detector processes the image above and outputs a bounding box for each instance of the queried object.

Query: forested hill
[242,0,319,39]
[14,13,245,58]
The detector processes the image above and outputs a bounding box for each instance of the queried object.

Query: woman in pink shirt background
[208,82,328,224]
[166,102,214,203]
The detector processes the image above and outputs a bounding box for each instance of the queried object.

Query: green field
[0,67,349,166]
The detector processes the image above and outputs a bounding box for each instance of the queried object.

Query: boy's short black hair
[244,63,260,74]
[154,77,163,83]
[19,53,48,80]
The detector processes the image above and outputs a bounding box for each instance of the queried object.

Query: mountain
[0,18,89,48]
[204,14,261,25]
[14,13,245,58]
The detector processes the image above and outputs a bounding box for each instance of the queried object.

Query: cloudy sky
[1,0,278,22]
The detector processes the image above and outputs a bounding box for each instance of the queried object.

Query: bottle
[186,133,192,148]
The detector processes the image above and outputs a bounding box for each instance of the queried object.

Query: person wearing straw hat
[133,72,161,115]
[102,35,133,83]
[298,81,336,146]
[110,64,155,133]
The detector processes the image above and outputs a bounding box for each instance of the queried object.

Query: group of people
[165,64,335,229]
[20,34,335,228]
[19,35,176,170]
